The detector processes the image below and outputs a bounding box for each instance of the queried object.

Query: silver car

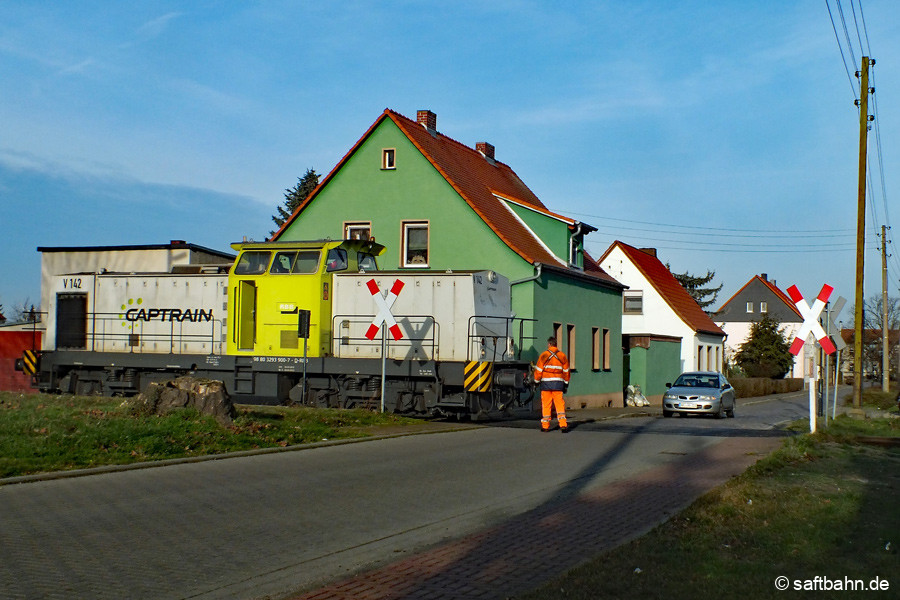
[662,371,735,418]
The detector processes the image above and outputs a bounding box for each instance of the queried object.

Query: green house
[274,109,625,407]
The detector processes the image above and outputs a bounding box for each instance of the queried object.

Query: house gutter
[568,222,583,270]
[511,262,542,286]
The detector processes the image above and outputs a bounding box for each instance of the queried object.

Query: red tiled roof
[717,275,802,319]
[272,109,621,288]
[840,329,900,344]
[600,241,725,337]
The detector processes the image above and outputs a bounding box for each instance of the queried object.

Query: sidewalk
[289,434,780,600]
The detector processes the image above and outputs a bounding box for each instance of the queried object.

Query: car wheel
[663,410,673,418]
[726,407,735,418]
[715,403,725,419]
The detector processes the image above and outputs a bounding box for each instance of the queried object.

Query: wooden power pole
[853,56,874,409]
[882,225,890,392]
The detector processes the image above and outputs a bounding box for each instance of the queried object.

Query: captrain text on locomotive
[28,239,536,417]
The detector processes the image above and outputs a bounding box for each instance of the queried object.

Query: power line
[826,0,859,98]
[559,210,855,235]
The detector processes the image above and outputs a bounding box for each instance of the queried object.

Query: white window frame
[760,301,768,313]
[344,221,371,241]
[382,148,396,170]
[746,301,754,313]
[401,221,429,267]
[623,291,643,315]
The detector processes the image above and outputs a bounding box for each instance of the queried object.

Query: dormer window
[382,148,396,170]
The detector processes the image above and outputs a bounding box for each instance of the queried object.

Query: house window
[602,328,611,370]
[746,302,753,313]
[382,148,396,170]
[402,221,429,266]
[623,291,643,314]
[567,324,576,369]
[592,327,600,371]
[344,222,371,241]
[553,322,563,346]
[760,301,768,313]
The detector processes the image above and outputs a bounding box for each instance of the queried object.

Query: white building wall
[601,246,723,373]
[717,320,804,378]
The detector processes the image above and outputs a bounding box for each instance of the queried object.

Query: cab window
[358,252,378,272]
[270,251,296,274]
[325,248,348,272]
[234,251,271,275]
[292,250,321,274]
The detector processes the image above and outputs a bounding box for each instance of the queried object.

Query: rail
[331,314,438,360]
[58,311,225,355]
[466,315,537,362]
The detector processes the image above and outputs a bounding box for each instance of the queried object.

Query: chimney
[639,248,657,258]
[417,110,437,132]
[476,142,495,160]
[760,273,768,281]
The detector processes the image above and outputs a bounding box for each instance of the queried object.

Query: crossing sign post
[786,284,837,433]
[365,278,405,411]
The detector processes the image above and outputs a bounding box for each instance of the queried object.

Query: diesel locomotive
[29,239,536,418]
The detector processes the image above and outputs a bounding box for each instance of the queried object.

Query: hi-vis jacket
[534,345,570,391]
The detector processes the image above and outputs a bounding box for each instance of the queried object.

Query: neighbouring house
[37,241,235,326]
[713,273,804,379]
[0,320,44,393]
[838,328,900,383]
[597,241,727,403]
[271,108,626,407]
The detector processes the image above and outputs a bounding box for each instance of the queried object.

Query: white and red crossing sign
[786,284,837,355]
[365,278,405,341]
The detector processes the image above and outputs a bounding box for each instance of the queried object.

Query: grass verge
[0,391,422,478]
[518,416,900,599]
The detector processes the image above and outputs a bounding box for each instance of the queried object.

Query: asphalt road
[0,391,811,600]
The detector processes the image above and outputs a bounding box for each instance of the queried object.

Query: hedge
[730,377,804,399]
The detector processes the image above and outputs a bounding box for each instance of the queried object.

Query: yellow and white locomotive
[33,239,534,417]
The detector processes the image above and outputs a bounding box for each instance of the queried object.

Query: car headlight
[664,393,676,400]
[697,395,716,402]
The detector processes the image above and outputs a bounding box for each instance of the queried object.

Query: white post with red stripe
[364,278,405,411]
[786,283,837,433]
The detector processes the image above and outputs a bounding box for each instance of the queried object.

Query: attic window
[760,302,768,313]
[382,148,396,170]
[746,302,753,313]
[344,222,371,241]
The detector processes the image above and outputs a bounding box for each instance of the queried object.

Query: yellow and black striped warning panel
[22,350,39,376]
[464,361,493,392]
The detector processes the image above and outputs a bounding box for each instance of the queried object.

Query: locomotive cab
[226,239,385,358]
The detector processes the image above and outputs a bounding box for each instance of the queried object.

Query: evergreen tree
[666,265,723,309]
[734,314,794,378]
[270,168,320,237]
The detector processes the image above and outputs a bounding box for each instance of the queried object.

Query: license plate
[679,402,697,409]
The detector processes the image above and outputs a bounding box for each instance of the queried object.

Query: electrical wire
[826,0,859,98]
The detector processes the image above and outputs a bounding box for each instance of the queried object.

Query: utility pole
[882,225,890,392]
[853,56,874,410]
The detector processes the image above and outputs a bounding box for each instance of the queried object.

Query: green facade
[626,339,681,400]
[278,117,623,404]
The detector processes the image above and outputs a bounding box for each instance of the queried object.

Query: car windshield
[674,374,719,388]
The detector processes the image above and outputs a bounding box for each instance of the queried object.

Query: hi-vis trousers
[541,390,567,430]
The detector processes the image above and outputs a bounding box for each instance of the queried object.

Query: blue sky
[1,1,897,324]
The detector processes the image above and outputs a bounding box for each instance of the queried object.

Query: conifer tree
[666,265,723,310]
[270,168,320,238]
[734,314,794,378]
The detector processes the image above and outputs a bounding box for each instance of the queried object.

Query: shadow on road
[292,420,781,600]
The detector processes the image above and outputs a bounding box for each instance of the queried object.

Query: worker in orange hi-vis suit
[534,336,570,433]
